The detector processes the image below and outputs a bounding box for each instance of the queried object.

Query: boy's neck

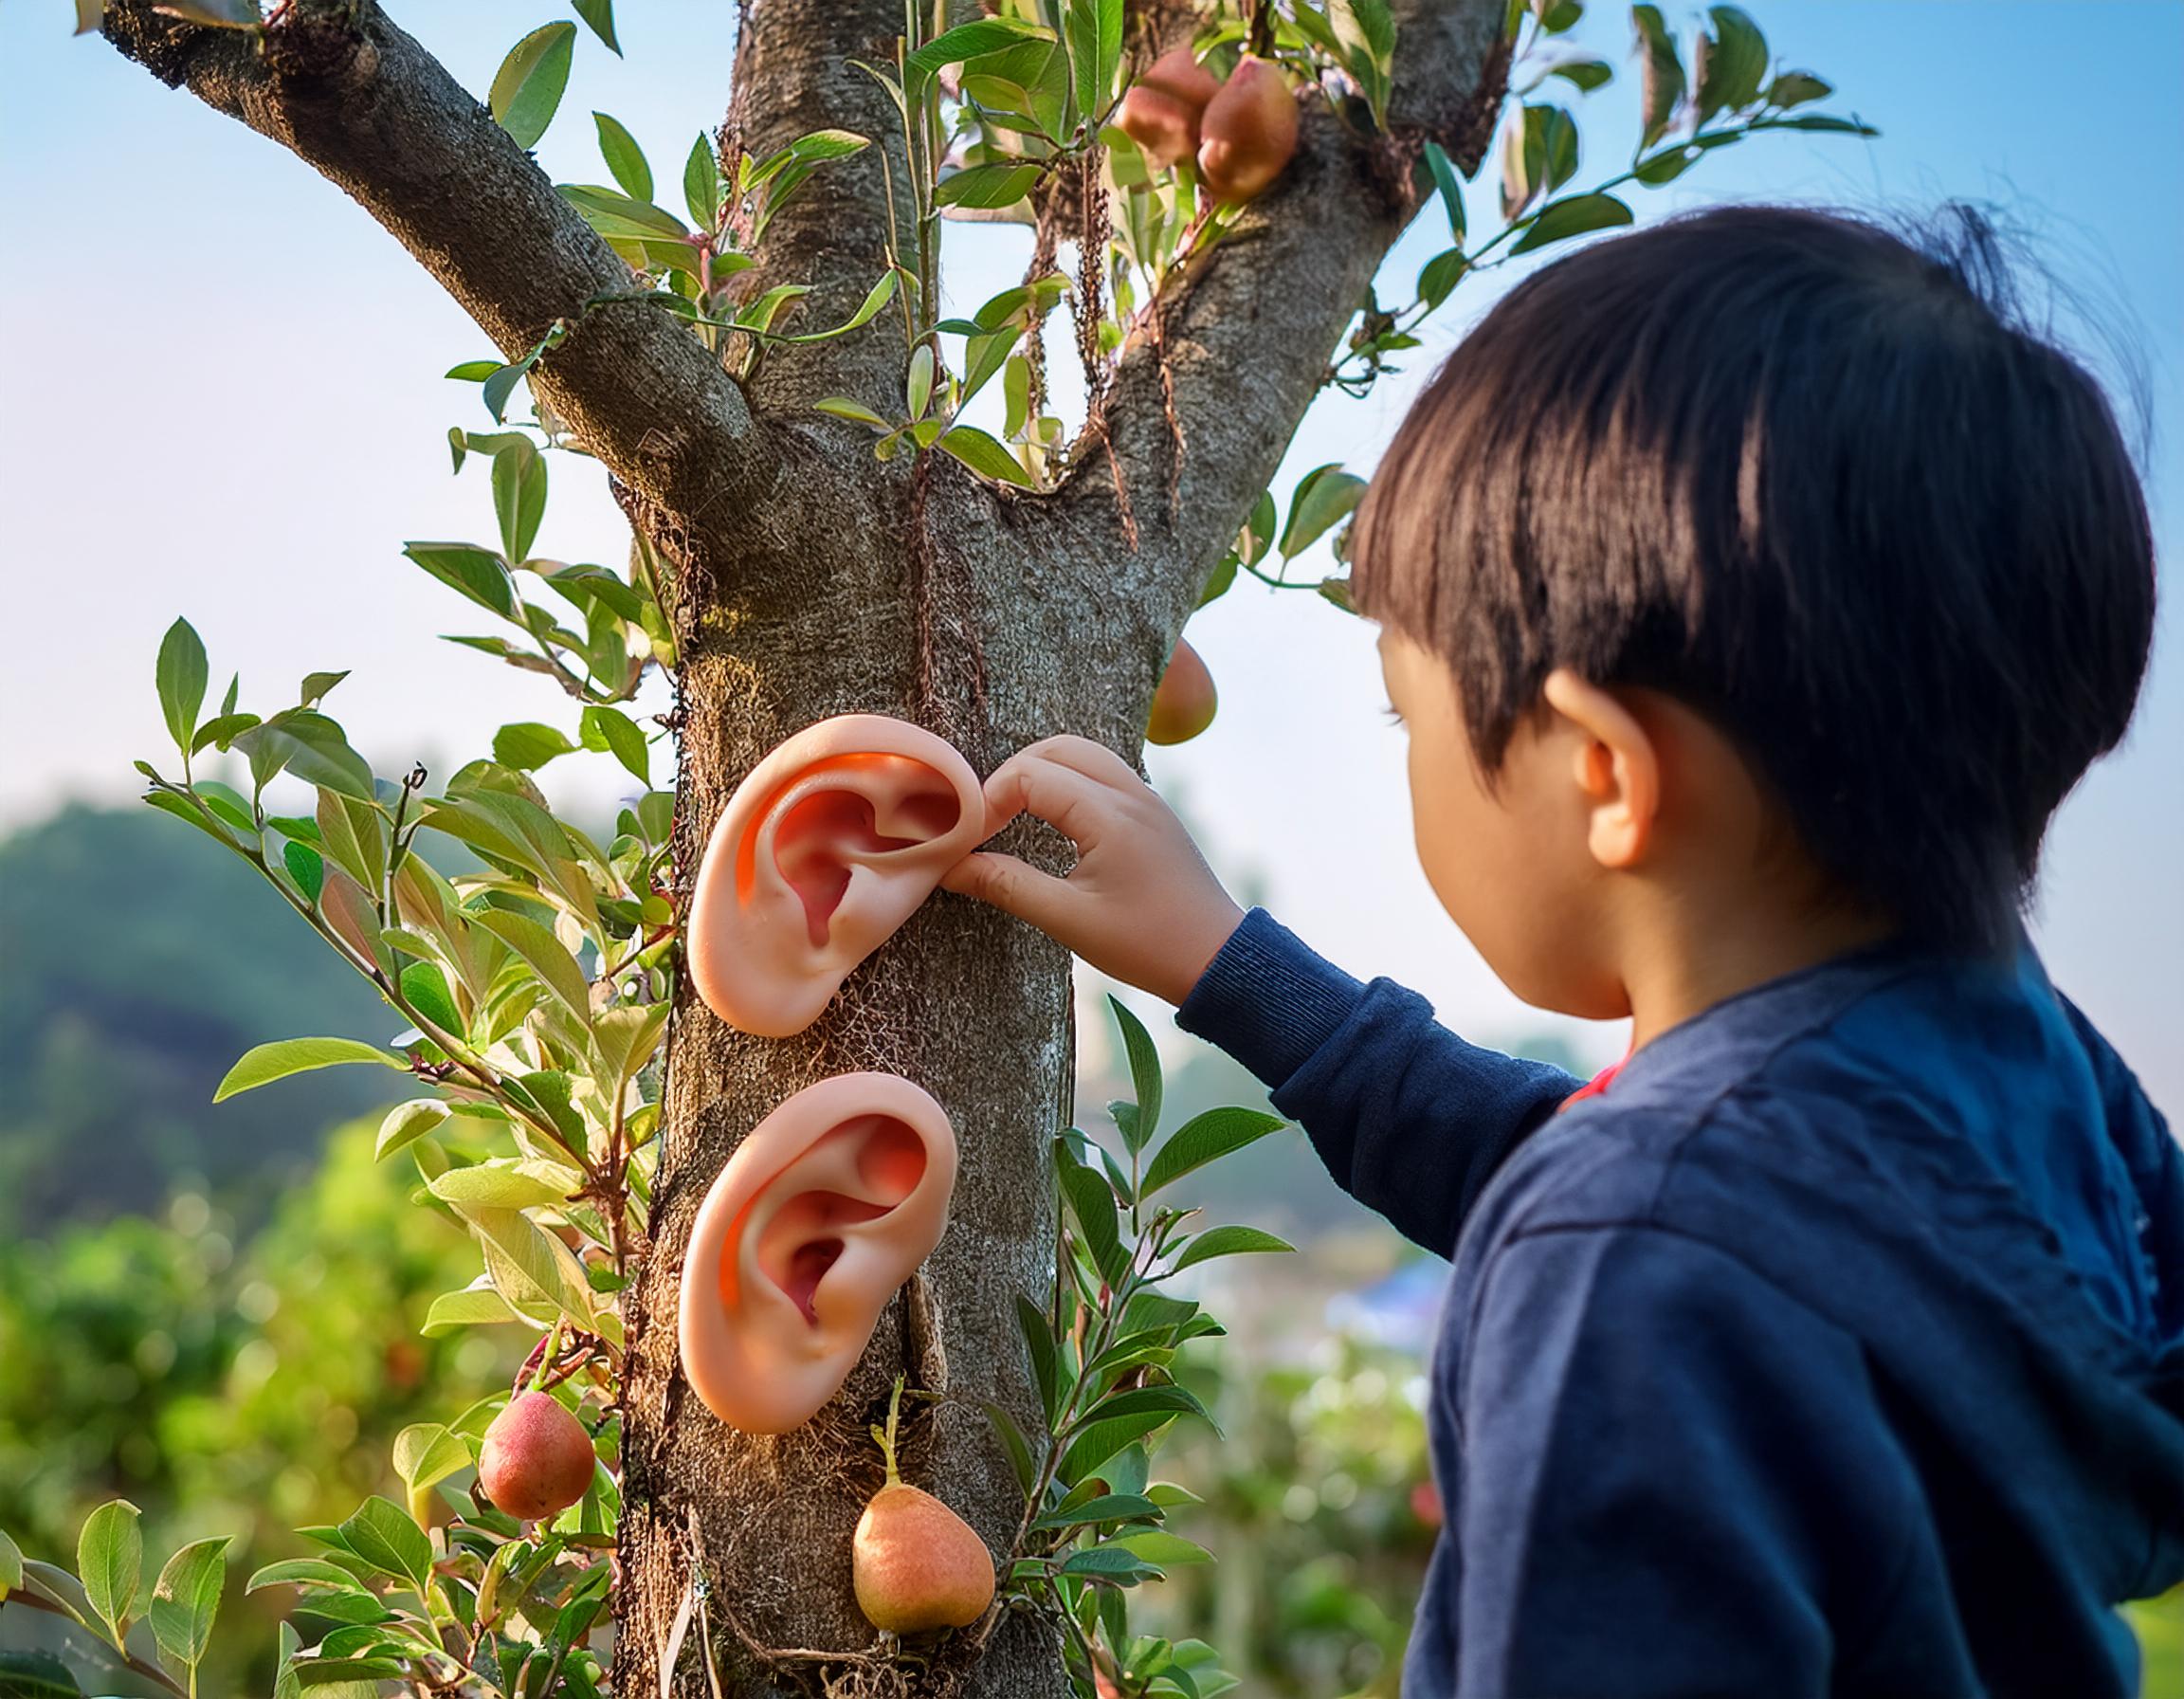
[1619,894,1898,1052]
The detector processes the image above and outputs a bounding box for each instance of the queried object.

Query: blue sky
[2,2,2177,1106]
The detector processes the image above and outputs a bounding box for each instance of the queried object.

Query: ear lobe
[679,1072,958,1434]
[689,716,985,1036]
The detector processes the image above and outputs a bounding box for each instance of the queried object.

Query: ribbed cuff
[1174,907,1368,1090]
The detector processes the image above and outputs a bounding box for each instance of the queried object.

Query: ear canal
[688,716,987,1037]
[679,1073,959,1434]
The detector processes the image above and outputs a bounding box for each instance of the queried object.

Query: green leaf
[1029,1492,1158,1531]
[470,906,592,1024]
[1421,140,1465,246]
[149,1537,230,1678]
[0,1652,82,1698]
[398,960,464,1037]
[1060,1412,1173,1489]
[571,0,619,55]
[768,269,900,344]
[813,395,893,430]
[191,711,261,755]
[1057,1142,1128,1288]
[1770,112,1877,135]
[375,1099,450,1160]
[1140,1106,1286,1197]
[403,542,518,618]
[980,1401,1039,1494]
[682,133,718,230]
[0,1526,21,1593]
[490,22,579,150]
[246,1559,375,1596]
[493,721,577,771]
[298,669,348,707]
[936,160,1040,210]
[156,618,209,757]
[481,357,536,424]
[558,185,689,247]
[391,1424,474,1521]
[282,839,325,903]
[592,112,651,200]
[1170,1224,1294,1271]
[1106,995,1163,1152]
[906,16,1051,84]
[422,1285,518,1336]
[1059,1544,1161,1582]
[1117,1530,1213,1570]
[937,425,1035,487]
[1766,69,1832,108]
[1280,466,1367,560]
[1080,1385,1211,1435]
[1694,5,1767,121]
[446,359,502,382]
[1016,1291,1061,1421]
[579,705,650,784]
[430,1162,573,1212]
[1549,57,1613,92]
[77,1500,141,1651]
[214,1037,404,1103]
[1509,190,1634,253]
[472,1206,595,1326]
[337,1498,431,1595]
[1065,0,1124,130]
[1418,247,1469,311]
[1630,5,1685,153]
[491,441,548,564]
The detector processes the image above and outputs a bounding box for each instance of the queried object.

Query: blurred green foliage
[0,1116,516,1692]
[1143,1334,1438,1697]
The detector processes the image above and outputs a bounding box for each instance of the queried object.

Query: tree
[54,3,1864,1695]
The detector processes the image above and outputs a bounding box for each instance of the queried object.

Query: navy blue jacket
[1176,909,2184,1697]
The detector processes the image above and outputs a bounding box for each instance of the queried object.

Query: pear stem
[878,1374,905,1487]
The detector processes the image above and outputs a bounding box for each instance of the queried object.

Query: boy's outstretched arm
[943,737,1581,1256]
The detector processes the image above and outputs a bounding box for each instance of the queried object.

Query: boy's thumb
[940,850,1072,932]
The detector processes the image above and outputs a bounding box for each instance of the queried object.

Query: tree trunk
[615,455,1143,1698]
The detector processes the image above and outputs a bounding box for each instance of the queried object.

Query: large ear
[677,1072,958,1434]
[687,714,985,1037]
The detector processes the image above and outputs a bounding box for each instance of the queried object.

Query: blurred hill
[0,804,408,1234]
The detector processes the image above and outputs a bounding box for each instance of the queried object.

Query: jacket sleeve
[1174,907,1580,1256]
[1452,1222,1922,1698]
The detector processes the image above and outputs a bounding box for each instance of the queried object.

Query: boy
[943,206,2184,1695]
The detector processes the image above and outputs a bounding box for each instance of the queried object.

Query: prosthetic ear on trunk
[677,1073,958,1434]
[687,715,985,1037]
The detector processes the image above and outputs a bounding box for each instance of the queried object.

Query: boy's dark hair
[1351,203,2156,953]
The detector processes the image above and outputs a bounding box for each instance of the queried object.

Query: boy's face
[1376,629,1630,1020]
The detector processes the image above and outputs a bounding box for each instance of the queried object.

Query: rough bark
[98,2,1511,1694]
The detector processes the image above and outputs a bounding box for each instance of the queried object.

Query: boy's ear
[1542,669,1660,870]
[677,1072,958,1434]
[687,714,987,1037]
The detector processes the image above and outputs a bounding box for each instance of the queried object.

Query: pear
[1196,55,1300,203]
[852,1379,996,1633]
[1147,636,1218,746]
[478,1390,595,1523]
[1118,47,1221,170]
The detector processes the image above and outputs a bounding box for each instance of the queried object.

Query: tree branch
[1060,0,1509,621]
[100,0,777,538]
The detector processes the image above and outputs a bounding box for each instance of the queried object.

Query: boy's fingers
[1025,735,1145,793]
[940,850,1079,932]
[981,753,1113,849]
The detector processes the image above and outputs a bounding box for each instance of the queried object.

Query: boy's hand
[941,736,1245,1005]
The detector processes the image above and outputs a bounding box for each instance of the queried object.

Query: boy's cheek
[1407,750,1622,1017]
